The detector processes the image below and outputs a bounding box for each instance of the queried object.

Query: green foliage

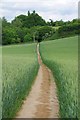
[2,12,79,45]
[2,11,47,45]
[15,27,30,42]
[2,17,11,27]
[0,47,2,120]
[12,11,46,28]
[28,11,30,16]
[24,11,46,28]
[12,17,22,28]
[58,23,80,37]
[24,33,33,42]
[2,26,18,45]
[36,26,54,42]
[40,36,78,118]
[45,22,79,41]
[2,43,39,118]
[12,15,27,28]
[48,19,64,26]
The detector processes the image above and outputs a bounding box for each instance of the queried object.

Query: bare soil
[16,44,59,118]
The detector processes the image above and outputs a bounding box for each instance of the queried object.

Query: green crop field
[2,43,39,118]
[40,36,78,118]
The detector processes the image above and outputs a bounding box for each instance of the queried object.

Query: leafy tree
[12,17,22,28]
[29,26,41,42]
[2,26,18,45]
[15,27,30,42]
[49,19,55,26]
[33,10,36,14]
[58,23,79,37]
[2,11,79,45]
[2,17,11,27]
[12,15,27,27]
[28,11,30,16]
[13,11,47,28]
[24,33,33,42]
[36,26,54,42]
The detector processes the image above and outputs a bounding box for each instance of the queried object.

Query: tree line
[1,10,79,45]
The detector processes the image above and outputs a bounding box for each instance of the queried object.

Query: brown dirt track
[16,44,59,118]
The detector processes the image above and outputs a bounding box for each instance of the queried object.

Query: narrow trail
[16,44,59,118]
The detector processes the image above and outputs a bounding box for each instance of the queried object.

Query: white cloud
[0,0,79,22]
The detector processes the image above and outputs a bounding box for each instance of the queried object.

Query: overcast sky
[0,0,79,22]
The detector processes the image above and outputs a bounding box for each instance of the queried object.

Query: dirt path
[16,44,59,118]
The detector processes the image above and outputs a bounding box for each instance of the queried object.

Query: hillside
[1,11,79,45]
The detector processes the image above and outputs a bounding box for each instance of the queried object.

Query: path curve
[15,43,59,118]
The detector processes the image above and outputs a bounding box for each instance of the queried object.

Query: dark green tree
[28,11,30,16]
[24,33,33,42]
[12,17,22,28]
[12,11,46,28]
[36,26,54,42]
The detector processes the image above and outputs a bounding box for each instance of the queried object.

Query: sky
[0,0,79,22]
